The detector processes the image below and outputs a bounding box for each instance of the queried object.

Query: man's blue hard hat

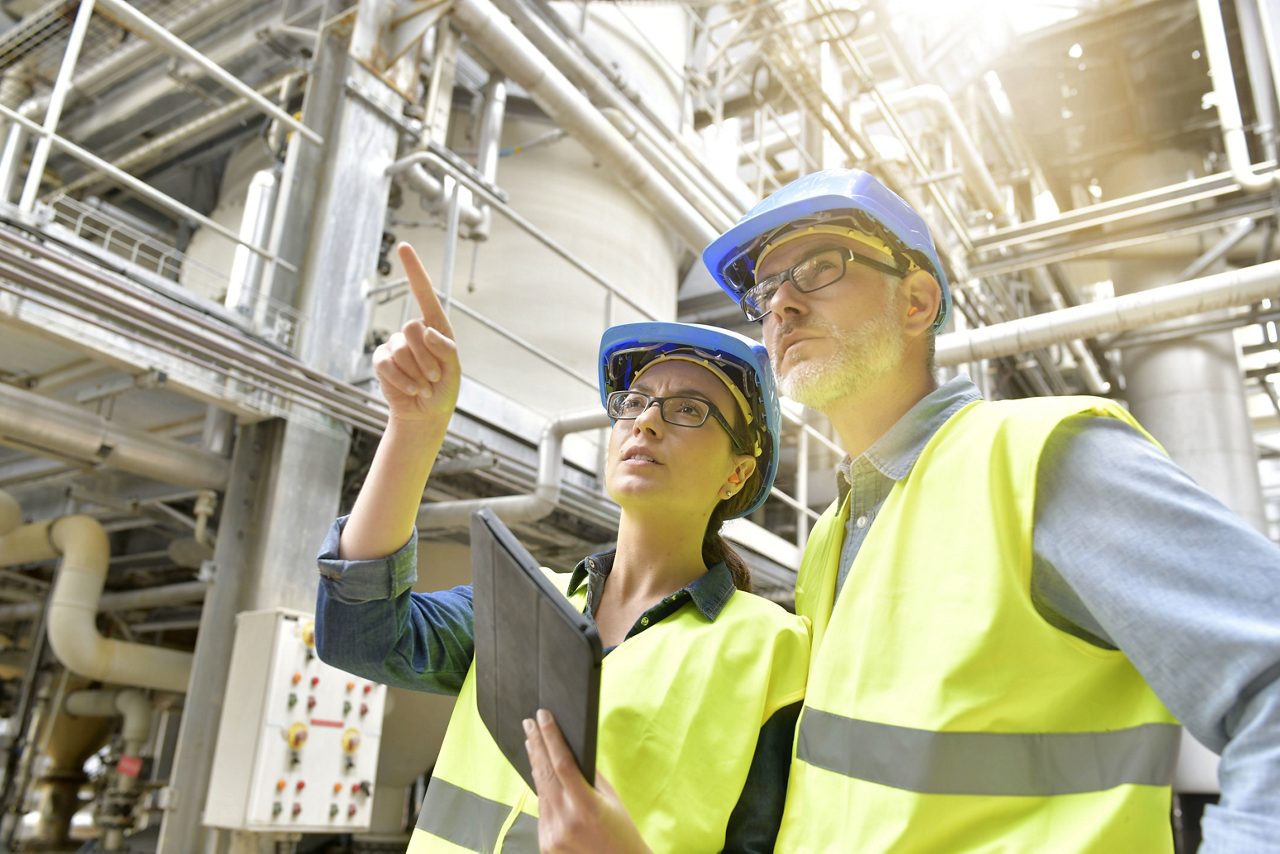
[702,169,952,332]
[598,321,781,518]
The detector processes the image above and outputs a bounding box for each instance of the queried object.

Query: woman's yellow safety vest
[409,569,809,853]
[778,397,1180,853]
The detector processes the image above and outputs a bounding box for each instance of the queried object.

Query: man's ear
[902,270,942,337]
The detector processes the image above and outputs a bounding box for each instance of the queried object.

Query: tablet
[471,508,602,791]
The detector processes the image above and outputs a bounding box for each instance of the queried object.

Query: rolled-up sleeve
[314,516,475,695]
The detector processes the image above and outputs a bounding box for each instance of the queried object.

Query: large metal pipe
[449,0,718,251]
[417,409,609,530]
[937,259,1280,365]
[505,0,754,214]
[0,383,229,491]
[1027,269,1109,395]
[1198,0,1280,191]
[601,107,737,231]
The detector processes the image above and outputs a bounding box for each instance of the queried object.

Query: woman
[315,244,807,852]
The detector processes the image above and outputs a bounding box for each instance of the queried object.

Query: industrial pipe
[0,516,193,693]
[449,0,718,251]
[937,259,1280,366]
[1198,0,1280,191]
[601,108,737,231]
[64,688,152,851]
[0,383,228,491]
[64,689,151,748]
[1027,269,1110,395]
[471,76,509,240]
[0,581,207,624]
[417,409,610,529]
[498,0,754,214]
[855,84,1009,224]
[399,164,485,228]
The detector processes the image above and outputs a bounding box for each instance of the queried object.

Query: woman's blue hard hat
[598,321,781,519]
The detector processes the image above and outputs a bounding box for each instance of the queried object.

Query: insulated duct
[0,514,193,694]
[0,383,229,491]
[417,409,609,530]
[937,259,1280,366]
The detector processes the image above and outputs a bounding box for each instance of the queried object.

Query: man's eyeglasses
[742,247,906,322]
[606,391,747,453]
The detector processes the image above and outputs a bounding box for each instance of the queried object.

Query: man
[528,170,1280,852]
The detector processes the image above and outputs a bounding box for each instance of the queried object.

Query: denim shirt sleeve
[314,516,475,695]
[1034,416,1280,853]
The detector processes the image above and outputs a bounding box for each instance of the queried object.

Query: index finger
[398,243,455,338]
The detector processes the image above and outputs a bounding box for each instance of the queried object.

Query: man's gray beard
[773,307,907,411]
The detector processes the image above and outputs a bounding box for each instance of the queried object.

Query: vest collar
[567,549,736,621]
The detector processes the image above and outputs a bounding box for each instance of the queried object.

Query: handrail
[0,103,297,273]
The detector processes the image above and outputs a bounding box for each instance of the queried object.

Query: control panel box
[204,608,387,832]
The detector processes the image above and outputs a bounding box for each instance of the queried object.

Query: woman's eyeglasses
[606,391,747,453]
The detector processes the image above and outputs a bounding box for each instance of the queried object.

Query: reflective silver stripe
[416,777,538,851]
[502,813,540,853]
[797,707,1180,796]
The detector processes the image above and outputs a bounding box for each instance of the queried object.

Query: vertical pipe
[472,76,508,240]
[19,0,97,213]
[439,181,463,313]
[1233,0,1279,153]
[1197,0,1280,190]
[225,169,281,325]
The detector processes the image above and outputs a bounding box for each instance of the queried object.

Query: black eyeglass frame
[606,390,749,455]
[741,247,907,322]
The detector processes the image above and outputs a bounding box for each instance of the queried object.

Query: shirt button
[855,515,869,529]
[640,616,650,626]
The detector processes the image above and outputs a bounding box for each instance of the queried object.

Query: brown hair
[701,473,761,592]
[700,397,772,592]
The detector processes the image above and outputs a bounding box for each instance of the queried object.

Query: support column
[157,0,419,847]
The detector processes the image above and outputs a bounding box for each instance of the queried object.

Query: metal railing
[0,0,319,348]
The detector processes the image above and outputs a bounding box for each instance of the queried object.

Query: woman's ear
[721,456,758,499]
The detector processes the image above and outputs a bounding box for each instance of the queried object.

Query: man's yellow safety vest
[778,397,1180,853]
[409,569,809,852]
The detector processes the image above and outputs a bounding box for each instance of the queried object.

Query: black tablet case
[471,509,602,791]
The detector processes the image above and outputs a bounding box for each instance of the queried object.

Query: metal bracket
[384,0,452,69]
[344,77,423,138]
